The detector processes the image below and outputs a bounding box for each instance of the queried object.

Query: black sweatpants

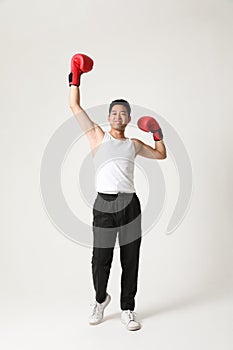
[91,192,142,311]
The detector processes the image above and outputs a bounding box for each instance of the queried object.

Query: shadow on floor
[139,286,233,320]
[104,312,121,321]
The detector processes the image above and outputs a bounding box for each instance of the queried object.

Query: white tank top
[93,131,136,194]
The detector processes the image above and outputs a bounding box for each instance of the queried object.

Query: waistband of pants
[97,192,136,198]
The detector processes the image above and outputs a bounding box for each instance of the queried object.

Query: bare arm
[69,85,100,134]
[132,138,167,160]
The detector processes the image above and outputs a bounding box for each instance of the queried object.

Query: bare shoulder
[131,138,143,156]
[131,138,143,144]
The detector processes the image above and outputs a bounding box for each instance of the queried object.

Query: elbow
[69,102,78,109]
[162,153,167,159]
[161,148,167,159]
[69,104,83,114]
[69,103,75,110]
[157,153,167,160]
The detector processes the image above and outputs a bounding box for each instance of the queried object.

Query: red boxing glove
[68,53,94,87]
[137,116,163,141]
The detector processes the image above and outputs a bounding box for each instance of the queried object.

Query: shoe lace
[126,310,136,321]
[90,302,102,318]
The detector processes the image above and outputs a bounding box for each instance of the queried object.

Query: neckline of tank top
[107,131,129,141]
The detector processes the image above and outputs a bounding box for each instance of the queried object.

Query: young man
[68,53,167,331]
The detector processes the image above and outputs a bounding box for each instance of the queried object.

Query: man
[68,53,167,331]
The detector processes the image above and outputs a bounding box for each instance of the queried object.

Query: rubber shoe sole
[121,319,141,331]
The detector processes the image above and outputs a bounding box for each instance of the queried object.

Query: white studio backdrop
[0,0,233,349]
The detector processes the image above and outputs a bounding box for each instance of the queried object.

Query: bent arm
[133,138,167,160]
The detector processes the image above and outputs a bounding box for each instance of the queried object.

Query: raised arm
[69,85,99,134]
[68,54,102,136]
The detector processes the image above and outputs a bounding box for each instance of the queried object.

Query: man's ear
[128,115,131,124]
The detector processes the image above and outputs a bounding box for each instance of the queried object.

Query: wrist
[154,139,163,142]
[152,128,163,141]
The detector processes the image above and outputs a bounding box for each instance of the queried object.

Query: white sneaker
[121,310,141,331]
[89,293,111,325]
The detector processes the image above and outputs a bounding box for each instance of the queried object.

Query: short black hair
[109,99,131,116]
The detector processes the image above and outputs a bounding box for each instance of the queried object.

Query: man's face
[108,104,131,130]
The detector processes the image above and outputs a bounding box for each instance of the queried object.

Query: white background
[0,0,233,349]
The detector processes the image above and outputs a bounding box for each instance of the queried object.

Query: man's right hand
[68,53,94,87]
